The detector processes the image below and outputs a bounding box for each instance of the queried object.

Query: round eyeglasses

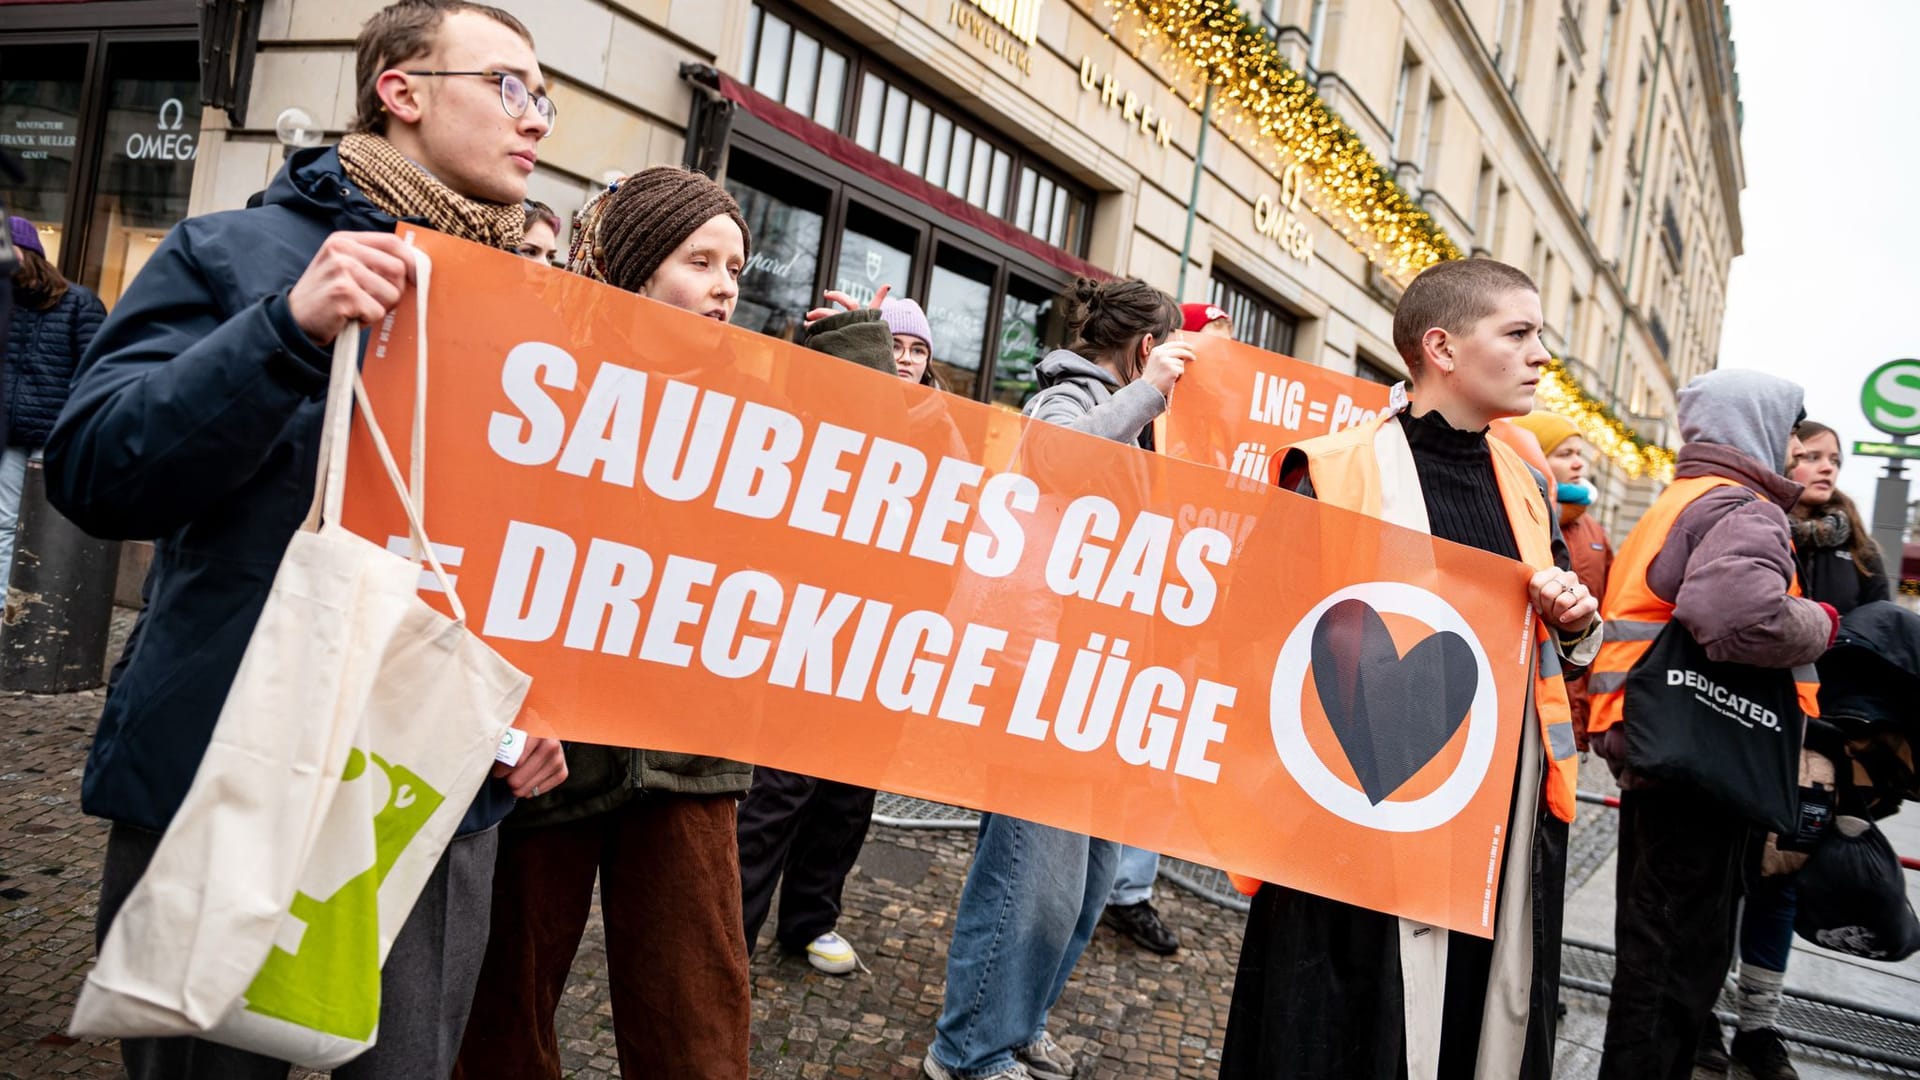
[401,70,557,136]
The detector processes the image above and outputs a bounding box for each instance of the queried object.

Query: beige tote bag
[71,248,530,1067]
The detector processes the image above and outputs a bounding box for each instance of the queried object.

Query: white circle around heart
[1269,581,1499,833]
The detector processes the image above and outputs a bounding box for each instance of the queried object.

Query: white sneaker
[1016,1031,1076,1080]
[922,1051,1033,1079]
[804,931,859,975]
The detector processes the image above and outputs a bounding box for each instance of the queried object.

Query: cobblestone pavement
[0,688,121,1079]
[2,674,1898,1079]
[0,679,1239,1080]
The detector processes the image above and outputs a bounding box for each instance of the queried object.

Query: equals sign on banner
[1305,400,1330,426]
[385,536,466,592]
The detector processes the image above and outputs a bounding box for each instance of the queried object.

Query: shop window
[85,40,199,308]
[0,41,87,265]
[925,243,994,399]
[1209,272,1299,357]
[994,276,1065,411]
[725,155,829,340]
[833,202,918,308]
[2,35,198,310]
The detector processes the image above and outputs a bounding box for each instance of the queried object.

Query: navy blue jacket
[45,145,513,836]
[6,283,104,448]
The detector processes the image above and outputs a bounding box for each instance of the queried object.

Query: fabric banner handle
[302,247,465,622]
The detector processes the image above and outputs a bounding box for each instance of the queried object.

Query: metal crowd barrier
[1573,788,1920,872]
[870,791,1919,896]
[870,790,1920,1074]
[1561,938,1920,1075]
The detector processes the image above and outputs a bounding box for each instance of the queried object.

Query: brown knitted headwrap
[336,132,524,249]
[571,166,750,294]
[565,183,617,284]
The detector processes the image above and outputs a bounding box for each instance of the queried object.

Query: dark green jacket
[509,745,753,827]
[509,306,897,827]
[801,308,893,373]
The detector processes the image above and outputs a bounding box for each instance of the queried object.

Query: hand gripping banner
[342,232,1540,936]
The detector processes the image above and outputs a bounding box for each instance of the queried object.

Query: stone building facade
[2,0,1744,523]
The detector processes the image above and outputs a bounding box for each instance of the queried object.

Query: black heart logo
[1310,599,1479,805]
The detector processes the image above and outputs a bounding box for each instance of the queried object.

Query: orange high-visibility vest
[1227,414,1583,895]
[1588,475,1821,735]
[1285,415,1580,815]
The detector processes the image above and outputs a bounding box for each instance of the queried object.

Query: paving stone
[0,668,1243,1080]
[0,614,1893,1078]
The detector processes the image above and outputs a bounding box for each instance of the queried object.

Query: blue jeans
[931,814,1119,1077]
[0,446,31,589]
[1739,875,1797,972]
[1106,845,1159,906]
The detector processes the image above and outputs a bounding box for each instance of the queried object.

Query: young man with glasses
[46,3,564,1077]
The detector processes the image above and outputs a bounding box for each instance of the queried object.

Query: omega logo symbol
[1254,161,1314,264]
[125,98,197,162]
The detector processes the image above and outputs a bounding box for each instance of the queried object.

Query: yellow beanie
[1510,411,1580,455]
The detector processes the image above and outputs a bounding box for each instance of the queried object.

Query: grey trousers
[96,821,498,1080]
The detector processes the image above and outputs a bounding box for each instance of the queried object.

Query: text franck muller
[948,0,1041,75]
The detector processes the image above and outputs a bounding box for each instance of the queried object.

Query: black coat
[6,283,104,448]
[1796,541,1891,616]
[45,145,512,837]
[1817,601,1920,815]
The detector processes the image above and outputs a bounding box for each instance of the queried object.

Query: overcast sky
[1719,0,1920,504]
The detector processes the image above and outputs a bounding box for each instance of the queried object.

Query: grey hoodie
[1022,348,1167,446]
[1677,367,1803,477]
[1595,370,1832,782]
[1655,368,1828,665]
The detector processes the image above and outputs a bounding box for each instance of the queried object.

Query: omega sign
[1254,160,1313,263]
[125,98,197,162]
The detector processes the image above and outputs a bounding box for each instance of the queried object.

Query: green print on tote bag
[244,750,446,1039]
[69,246,531,1068]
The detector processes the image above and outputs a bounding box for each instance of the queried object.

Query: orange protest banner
[1158,334,1393,479]
[342,231,1540,936]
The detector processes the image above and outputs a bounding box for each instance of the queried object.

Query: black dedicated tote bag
[1624,619,1803,834]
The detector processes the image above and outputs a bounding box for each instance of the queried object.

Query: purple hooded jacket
[1595,370,1834,780]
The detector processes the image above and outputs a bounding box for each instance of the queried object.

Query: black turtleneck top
[1398,409,1521,561]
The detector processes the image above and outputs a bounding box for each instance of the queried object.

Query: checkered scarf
[336,132,523,249]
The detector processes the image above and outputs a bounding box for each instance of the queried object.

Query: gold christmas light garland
[1537,360,1676,481]
[1106,0,1461,278]
[1104,0,1674,478]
